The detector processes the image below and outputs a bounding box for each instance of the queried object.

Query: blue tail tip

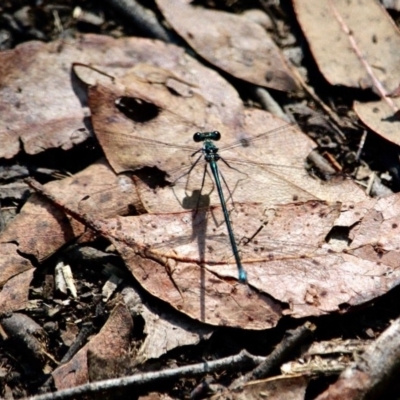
[238,269,247,283]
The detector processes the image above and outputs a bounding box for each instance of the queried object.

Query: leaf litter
[156,0,299,91]
[0,34,244,159]
[2,2,400,397]
[1,58,377,331]
[294,0,400,147]
[23,176,400,330]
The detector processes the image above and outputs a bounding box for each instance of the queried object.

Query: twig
[229,321,315,390]
[315,316,400,400]
[355,130,367,162]
[365,171,375,196]
[29,350,264,400]
[104,0,176,43]
[250,86,292,123]
[60,322,94,364]
[307,150,336,178]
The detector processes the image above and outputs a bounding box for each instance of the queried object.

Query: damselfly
[89,117,318,282]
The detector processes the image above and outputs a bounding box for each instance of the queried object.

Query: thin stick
[104,0,175,43]
[230,322,315,390]
[29,350,264,400]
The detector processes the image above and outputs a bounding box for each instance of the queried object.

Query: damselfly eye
[193,132,202,142]
[212,131,221,141]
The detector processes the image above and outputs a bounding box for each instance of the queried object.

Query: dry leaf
[0,159,138,261]
[0,40,89,159]
[24,178,400,329]
[353,100,400,146]
[88,65,366,212]
[293,0,400,90]
[122,287,213,361]
[294,0,400,144]
[157,0,298,91]
[0,242,33,286]
[0,34,243,159]
[0,159,138,306]
[85,195,400,327]
[0,268,34,313]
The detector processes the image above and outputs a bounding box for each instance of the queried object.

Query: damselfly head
[193,131,221,142]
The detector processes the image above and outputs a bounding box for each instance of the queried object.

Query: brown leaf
[86,197,400,326]
[0,243,33,287]
[293,0,400,91]
[87,61,247,178]
[0,34,243,159]
[88,67,366,213]
[0,195,84,261]
[156,0,298,91]
[0,159,138,261]
[24,179,400,329]
[0,242,34,314]
[0,40,89,159]
[89,66,225,175]
[0,269,34,313]
[294,0,400,142]
[104,201,336,327]
[122,287,213,361]
[353,100,400,146]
